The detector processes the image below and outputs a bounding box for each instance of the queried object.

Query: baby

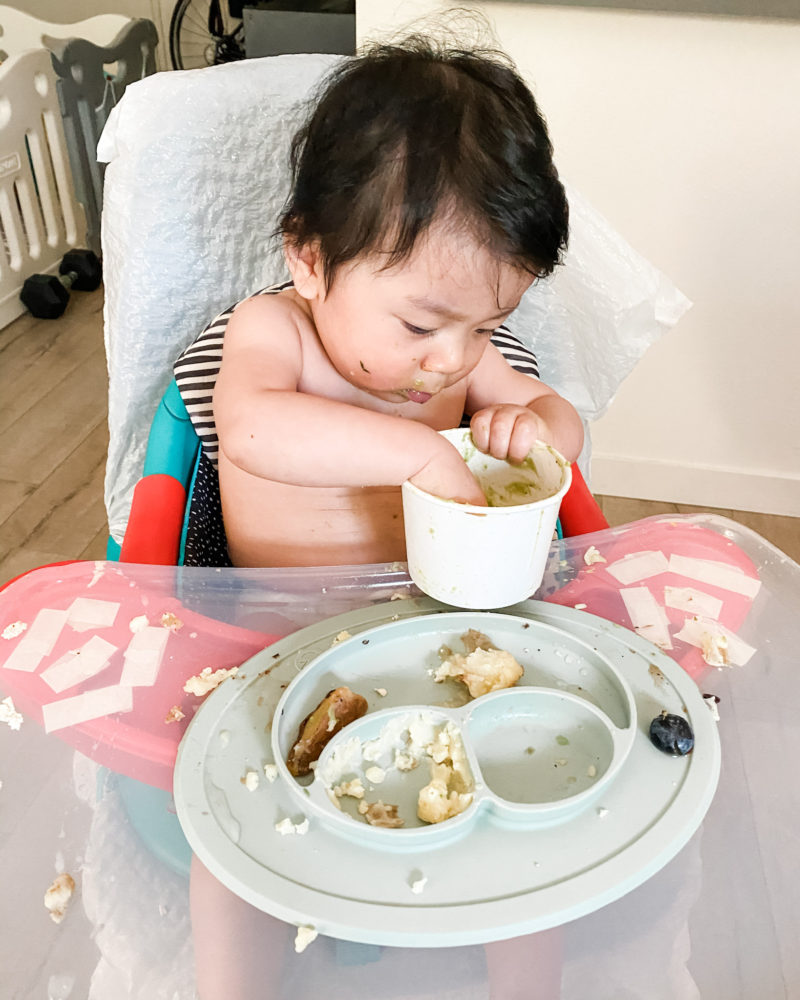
[210,38,583,570]
[191,33,577,1000]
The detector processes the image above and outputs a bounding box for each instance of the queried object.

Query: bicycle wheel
[169,0,245,70]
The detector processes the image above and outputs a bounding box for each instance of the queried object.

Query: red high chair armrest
[559,463,609,537]
[120,474,187,565]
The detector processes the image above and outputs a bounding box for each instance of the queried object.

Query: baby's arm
[214,296,486,504]
[466,344,584,463]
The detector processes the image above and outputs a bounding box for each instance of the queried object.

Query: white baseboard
[591,455,800,518]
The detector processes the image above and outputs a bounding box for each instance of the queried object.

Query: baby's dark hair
[280,36,568,287]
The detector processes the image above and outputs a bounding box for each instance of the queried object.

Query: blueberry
[649,711,694,756]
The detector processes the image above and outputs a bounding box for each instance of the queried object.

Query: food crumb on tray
[583,545,606,565]
[360,800,404,828]
[129,614,149,633]
[286,687,368,777]
[275,816,309,836]
[44,873,75,923]
[0,696,23,731]
[160,611,184,632]
[294,925,318,953]
[242,769,259,791]
[164,705,185,724]
[1,620,27,640]
[410,874,428,894]
[183,666,239,697]
[434,629,523,698]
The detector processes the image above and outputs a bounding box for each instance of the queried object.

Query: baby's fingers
[507,418,540,464]
[471,409,515,461]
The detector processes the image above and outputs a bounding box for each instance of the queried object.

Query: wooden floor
[1,287,798,583]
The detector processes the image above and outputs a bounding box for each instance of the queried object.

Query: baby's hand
[470,405,549,464]
[409,440,487,506]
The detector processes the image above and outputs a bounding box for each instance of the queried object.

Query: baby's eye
[476,328,496,336]
[403,321,435,336]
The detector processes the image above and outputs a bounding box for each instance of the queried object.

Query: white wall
[358,2,800,516]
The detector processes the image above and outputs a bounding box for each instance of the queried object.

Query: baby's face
[309,227,534,405]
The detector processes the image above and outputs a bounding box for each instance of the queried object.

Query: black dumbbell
[20,249,103,320]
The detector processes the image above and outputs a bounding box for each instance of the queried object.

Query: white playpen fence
[0,48,83,329]
[0,9,158,328]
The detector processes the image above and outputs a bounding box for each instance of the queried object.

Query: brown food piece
[287,686,368,777]
[363,801,404,828]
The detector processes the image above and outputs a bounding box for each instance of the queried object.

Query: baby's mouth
[404,389,433,404]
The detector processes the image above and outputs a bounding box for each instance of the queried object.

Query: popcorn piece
[417,722,473,825]
[334,778,366,799]
[294,925,318,953]
[365,766,385,785]
[583,545,607,566]
[374,687,388,697]
[363,800,404,828]
[331,630,352,645]
[164,705,185,724]
[44,873,75,923]
[183,666,239,697]
[410,874,428,894]
[161,611,184,632]
[573,603,587,611]
[263,764,279,783]
[1,621,27,640]
[275,815,309,835]
[0,696,23,730]
[395,750,418,772]
[243,770,260,791]
[418,763,473,824]
[435,631,523,698]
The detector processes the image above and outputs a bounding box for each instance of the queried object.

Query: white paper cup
[402,429,572,608]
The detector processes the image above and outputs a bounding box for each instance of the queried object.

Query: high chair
[98,53,688,567]
[93,52,691,967]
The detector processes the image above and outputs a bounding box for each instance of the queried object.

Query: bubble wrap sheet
[98,54,690,544]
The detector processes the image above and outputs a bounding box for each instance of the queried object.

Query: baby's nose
[421,337,466,374]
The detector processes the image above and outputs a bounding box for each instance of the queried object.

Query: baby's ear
[284,239,325,300]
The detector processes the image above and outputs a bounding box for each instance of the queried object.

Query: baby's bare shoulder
[226,289,304,345]
[217,290,307,391]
